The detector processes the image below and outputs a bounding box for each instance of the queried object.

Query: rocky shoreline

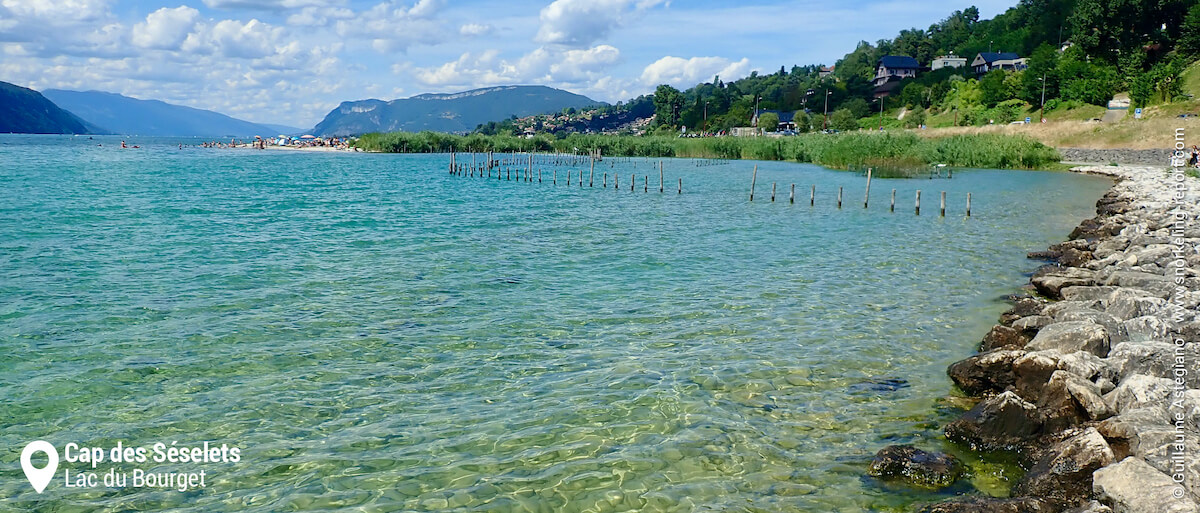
[870,163,1199,512]
[1059,149,1175,166]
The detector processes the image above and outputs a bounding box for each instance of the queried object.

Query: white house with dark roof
[931,54,967,71]
[873,56,920,87]
[972,52,1027,74]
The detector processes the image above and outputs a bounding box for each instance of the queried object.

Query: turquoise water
[0,135,1111,512]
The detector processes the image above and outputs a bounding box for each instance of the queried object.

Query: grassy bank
[355,131,1061,170]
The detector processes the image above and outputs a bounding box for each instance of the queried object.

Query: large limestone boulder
[980,325,1033,351]
[1062,286,1121,302]
[945,391,1042,451]
[1026,321,1111,357]
[1093,457,1200,513]
[948,349,1025,395]
[1016,428,1116,508]
[1033,267,1097,299]
[1104,375,1176,414]
[1107,342,1200,388]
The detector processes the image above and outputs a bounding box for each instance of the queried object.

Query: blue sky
[0,0,1017,128]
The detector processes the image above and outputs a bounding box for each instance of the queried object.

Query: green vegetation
[355,131,1060,171]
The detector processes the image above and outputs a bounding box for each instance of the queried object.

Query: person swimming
[121,140,127,149]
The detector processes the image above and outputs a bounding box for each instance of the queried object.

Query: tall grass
[354,131,1061,170]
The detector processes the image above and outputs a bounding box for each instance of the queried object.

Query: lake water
[0,135,1112,512]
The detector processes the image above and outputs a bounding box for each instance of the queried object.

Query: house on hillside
[873,56,919,87]
[818,66,835,79]
[972,52,1027,74]
[931,54,967,71]
[752,109,796,131]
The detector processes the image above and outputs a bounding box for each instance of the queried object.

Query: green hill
[0,81,96,134]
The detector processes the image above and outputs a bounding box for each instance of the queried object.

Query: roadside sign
[1025,117,1031,124]
[1134,108,1143,119]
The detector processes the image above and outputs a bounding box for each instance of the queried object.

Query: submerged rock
[945,391,1042,451]
[916,496,1055,513]
[866,445,963,490]
[1033,267,1097,299]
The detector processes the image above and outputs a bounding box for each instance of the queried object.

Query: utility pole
[823,89,832,130]
[754,95,762,135]
[703,101,709,132]
[1039,74,1047,123]
[878,96,885,130]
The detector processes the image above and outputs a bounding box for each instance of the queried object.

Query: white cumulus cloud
[640,55,751,88]
[535,0,665,48]
[131,6,199,49]
[458,23,492,37]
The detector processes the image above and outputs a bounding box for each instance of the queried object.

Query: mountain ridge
[0,81,98,134]
[42,89,278,137]
[312,85,604,137]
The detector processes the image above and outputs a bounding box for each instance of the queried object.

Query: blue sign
[1025,117,1031,124]
[1134,108,1143,119]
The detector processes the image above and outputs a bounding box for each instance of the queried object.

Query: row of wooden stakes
[748,165,972,217]
[448,154,683,194]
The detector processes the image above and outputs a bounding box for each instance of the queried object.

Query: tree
[1020,44,1060,105]
[757,112,779,132]
[1181,3,1200,57]
[794,111,811,132]
[829,108,858,130]
[652,84,685,128]
[842,97,870,119]
[979,70,1010,107]
[904,108,927,128]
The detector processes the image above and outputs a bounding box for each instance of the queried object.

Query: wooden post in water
[864,169,872,209]
[615,173,619,190]
[590,159,595,187]
[966,193,972,217]
[749,165,758,201]
[790,183,795,204]
[659,161,664,193]
[916,190,922,215]
[538,168,542,183]
[837,187,843,208]
[678,177,682,194]
[604,173,607,188]
[890,189,896,212]
[811,185,815,206]
[553,169,557,185]
[631,174,635,192]
[940,191,946,217]
[771,183,776,202]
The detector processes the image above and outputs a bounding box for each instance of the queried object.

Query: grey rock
[1056,309,1125,341]
[1107,343,1200,389]
[948,349,1026,395]
[945,391,1043,451]
[1104,375,1175,413]
[1014,315,1055,332]
[1045,300,1105,319]
[1034,267,1098,299]
[1027,321,1111,357]
[1063,286,1122,302]
[1066,500,1113,513]
[1093,457,1200,513]
[1102,271,1174,296]
[1106,289,1168,320]
[1123,316,1172,341]
[1038,371,1113,431]
[1016,428,1115,507]
[980,324,1033,351]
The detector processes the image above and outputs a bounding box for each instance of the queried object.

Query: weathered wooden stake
[864,169,872,209]
[590,159,595,187]
[659,161,664,193]
[790,183,795,204]
[916,190,922,215]
[553,169,557,185]
[837,187,843,208]
[678,177,682,194]
[538,168,542,183]
[771,182,776,202]
[811,185,815,206]
[644,175,648,192]
[966,193,972,217]
[890,189,896,212]
[749,165,758,201]
[604,172,607,188]
[940,191,946,217]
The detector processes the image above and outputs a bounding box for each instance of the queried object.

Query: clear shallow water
[0,135,1112,512]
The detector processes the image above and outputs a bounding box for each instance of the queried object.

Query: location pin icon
[20,441,58,493]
